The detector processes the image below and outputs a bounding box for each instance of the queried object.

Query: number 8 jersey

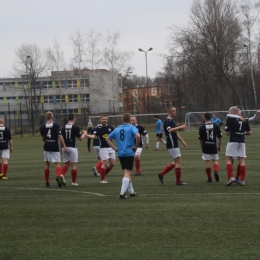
[198,122,222,154]
[40,122,61,152]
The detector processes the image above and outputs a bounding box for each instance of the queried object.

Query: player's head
[0,118,5,125]
[237,106,242,116]
[68,113,75,122]
[46,111,54,120]
[89,118,92,122]
[122,113,131,123]
[131,116,137,125]
[213,113,217,118]
[168,106,177,117]
[203,113,211,122]
[100,115,108,126]
[229,106,239,115]
[154,115,159,121]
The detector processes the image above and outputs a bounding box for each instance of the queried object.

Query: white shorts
[202,153,219,161]
[94,146,100,158]
[0,149,10,159]
[135,148,142,156]
[62,147,78,163]
[100,147,116,161]
[44,151,60,162]
[167,148,181,159]
[226,142,246,158]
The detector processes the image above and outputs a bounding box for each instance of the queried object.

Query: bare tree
[102,31,133,114]
[50,39,67,71]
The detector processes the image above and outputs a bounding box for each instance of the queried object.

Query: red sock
[100,168,106,181]
[175,168,181,183]
[226,164,233,179]
[95,161,102,173]
[0,162,2,173]
[135,160,140,173]
[55,166,61,177]
[61,165,69,176]
[206,168,211,179]
[213,164,219,172]
[236,165,241,179]
[71,169,77,183]
[240,165,246,181]
[3,164,8,176]
[106,167,112,175]
[160,164,175,176]
[44,169,50,183]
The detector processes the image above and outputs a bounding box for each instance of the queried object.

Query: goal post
[185,110,260,130]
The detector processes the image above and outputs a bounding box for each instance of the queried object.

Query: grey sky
[1,0,193,78]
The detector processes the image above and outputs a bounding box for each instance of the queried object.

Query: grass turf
[1,129,260,260]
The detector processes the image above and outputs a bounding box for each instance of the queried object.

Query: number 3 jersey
[40,122,61,152]
[61,124,82,148]
[0,126,12,150]
[198,122,222,154]
[225,118,250,143]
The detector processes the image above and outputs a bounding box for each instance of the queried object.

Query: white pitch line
[0,187,105,196]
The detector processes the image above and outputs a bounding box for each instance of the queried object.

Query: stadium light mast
[139,48,153,114]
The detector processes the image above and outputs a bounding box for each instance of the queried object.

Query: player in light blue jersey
[106,113,140,199]
[154,115,166,150]
[210,113,222,127]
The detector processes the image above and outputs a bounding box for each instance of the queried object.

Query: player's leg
[71,162,78,186]
[174,155,187,185]
[99,149,110,183]
[44,160,50,187]
[205,159,212,182]
[1,150,10,180]
[134,148,142,175]
[155,135,160,150]
[237,143,246,186]
[225,143,237,186]
[106,148,116,175]
[212,159,219,182]
[159,135,166,145]
[0,155,3,177]
[93,146,101,176]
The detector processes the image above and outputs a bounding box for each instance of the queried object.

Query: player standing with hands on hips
[106,113,140,199]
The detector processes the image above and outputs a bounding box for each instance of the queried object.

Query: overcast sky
[0,0,193,79]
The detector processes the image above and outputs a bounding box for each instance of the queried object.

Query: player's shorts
[135,147,142,156]
[119,156,134,170]
[62,147,78,163]
[225,142,246,158]
[156,133,163,138]
[93,146,100,158]
[202,153,219,161]
[100,147,116,161]
[0,149,10,159]
[44,151,60,162]
[167,148,181,159]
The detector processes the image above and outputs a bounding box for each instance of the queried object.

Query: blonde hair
[46,111,54,120]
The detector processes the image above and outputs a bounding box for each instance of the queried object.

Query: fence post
[20,102,23,137]
[13,109,16,134]
[31,106,34,136]
[8,103,11,131]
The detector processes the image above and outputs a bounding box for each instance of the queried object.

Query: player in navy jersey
[60,114,87,186]
[198,113,222,182]
[106,113,140,199]
[40,111,68,187]
[153,115,166,150]
[86,115,115,184]
[91,120,102,177]
[0,118,13,180]
[225,106,251,186]
[130,116,149,176]
[158,106,187,185]
[87,119,93,152]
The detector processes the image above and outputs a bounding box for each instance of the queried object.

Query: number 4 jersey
[40,122,61,152]
[198,122,222,154]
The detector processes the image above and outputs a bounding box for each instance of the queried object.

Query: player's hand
[10,148,13,152]
[240,117,246,122]
[256,110,260,114]
[182,140,187,147]
[132,147,137,152]
[64,147,68,153]
[218,147,221,152]
[181,125,187,130]
[145,144,149,149]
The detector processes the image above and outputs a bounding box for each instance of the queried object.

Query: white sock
[120,177,130,195]
[163,140,166,144]
[127,181,134,194]
[156,142,160,149]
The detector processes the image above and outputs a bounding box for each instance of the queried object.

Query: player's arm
[78,130,87,141]
[134,132,141,151]
[9,139,13,152]
[248,113,257,121]
[145,133,149,149]
[159,124,163,134]
[226,114,245,122]
[218,137,222,151]
[177,133,187,147]
[168,124,187,133]
[58,135,68,153]
[106,137,118,152]
[86,133,96,139]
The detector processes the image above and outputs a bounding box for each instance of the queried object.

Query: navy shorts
[118,156,134,171]
[156,133,163,138]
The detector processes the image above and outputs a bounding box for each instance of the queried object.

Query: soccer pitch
[1,129,260,259]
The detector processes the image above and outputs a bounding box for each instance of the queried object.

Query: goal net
[185,110,260,130]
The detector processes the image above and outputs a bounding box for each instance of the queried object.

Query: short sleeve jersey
[108,124,138,157]
[198,123,222,154]
[40,122,61,152]
[210,118,222,126]
[93,125,114,148]
[164,117,178,149]
[91,126,101,147]
[0,126,12,150]
[225,118,250,143]
[61,124,81,148]
[135,124,147,148]
[156,119,164,134]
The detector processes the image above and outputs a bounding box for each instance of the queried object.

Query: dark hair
[154,115,159,119]
[101,114,108,118]
[123,113,131,123]
[204,112,211,121]
[68,113,75,121]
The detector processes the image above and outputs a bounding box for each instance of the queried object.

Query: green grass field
[1,129,260,260]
